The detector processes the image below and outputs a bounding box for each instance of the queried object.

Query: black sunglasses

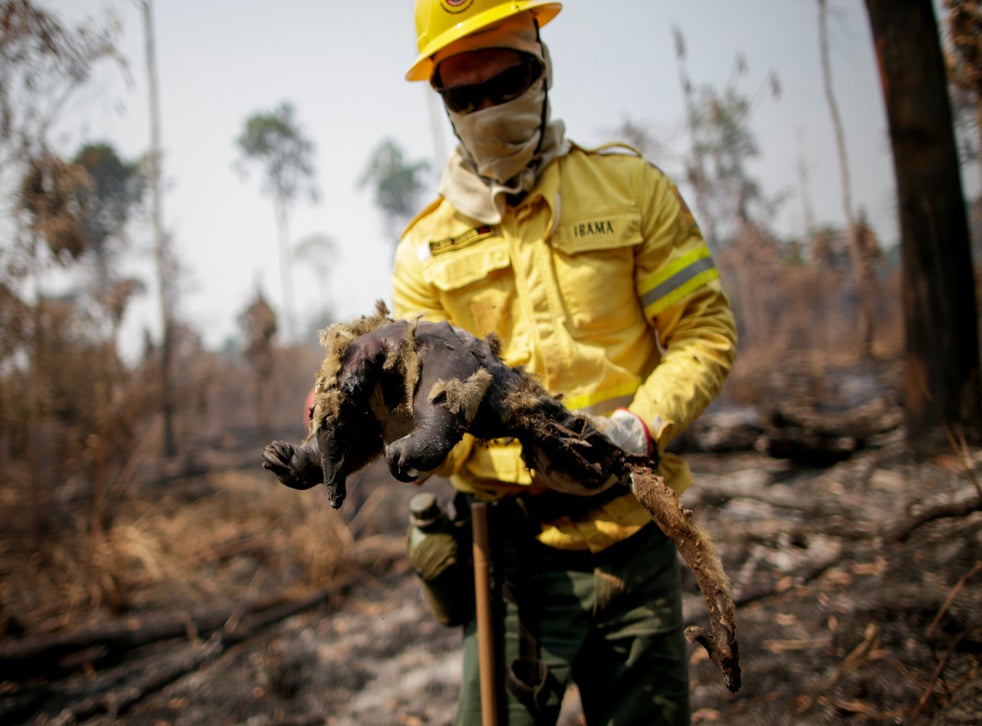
[434,56,544,115]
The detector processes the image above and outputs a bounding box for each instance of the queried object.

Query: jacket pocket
[550,208,644,333]
[421,239,527,355]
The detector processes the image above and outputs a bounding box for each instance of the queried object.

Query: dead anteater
[261,302,741,692]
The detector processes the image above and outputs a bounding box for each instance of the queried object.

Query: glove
[587,408,654,458]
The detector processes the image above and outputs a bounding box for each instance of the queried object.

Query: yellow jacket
[393,143,737,551]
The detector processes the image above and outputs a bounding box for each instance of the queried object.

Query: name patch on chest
[429,225,496,255]
[572,219,615,238]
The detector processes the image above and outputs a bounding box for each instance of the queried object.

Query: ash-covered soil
[3,418,981,726]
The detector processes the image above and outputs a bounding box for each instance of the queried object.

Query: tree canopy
[358,138,431,246]
[236,101,318,342]
[73,141,146,283]
[236,102,317,207]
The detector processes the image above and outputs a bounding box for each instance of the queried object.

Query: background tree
[238,288,277,439]
[140,0,181,458]
[672,28,781,248]
[16,154,90,531]
[358,138,430,247]
[14,150,146,552]
[73,142,144,282]
[819,0,879,357]
[73,141,146,342]
[293,231,336,335]
[864,0,982,453]
[236,101,318,343]
[71,141,147,535]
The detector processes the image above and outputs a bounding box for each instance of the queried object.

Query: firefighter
[394,2,737,723]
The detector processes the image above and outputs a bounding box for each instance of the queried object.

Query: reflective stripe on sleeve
[641,247,719,316]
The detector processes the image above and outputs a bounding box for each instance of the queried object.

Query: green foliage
[73,141,146,279]
[358,138,431,245]
[236,101,317,205]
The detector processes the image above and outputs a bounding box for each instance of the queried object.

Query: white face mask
[447,75,546,188]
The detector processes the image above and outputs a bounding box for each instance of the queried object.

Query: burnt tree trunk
[865,0,982,455]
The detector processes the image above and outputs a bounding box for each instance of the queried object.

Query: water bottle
[407,492,474,626]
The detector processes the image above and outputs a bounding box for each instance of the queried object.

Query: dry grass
[717,229,903,407]
[0,456,358,632]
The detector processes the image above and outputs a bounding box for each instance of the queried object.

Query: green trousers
[457,510,691,725]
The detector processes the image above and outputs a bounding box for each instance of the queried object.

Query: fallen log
[47,637,225,726]
[0,585,336,683]
[885,494,982,543]
[762,398,903,466]
[2,586,343,725]
[263,305,742,691]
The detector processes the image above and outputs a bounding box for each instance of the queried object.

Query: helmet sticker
[442,0,475,14]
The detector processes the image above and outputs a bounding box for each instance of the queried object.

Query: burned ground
[1,366,980,725]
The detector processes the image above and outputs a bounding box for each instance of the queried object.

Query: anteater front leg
[261,439,323,491]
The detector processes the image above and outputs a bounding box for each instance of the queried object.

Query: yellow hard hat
[406,0,562,82]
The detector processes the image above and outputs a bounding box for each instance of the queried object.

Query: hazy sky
[47,1,905,360]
